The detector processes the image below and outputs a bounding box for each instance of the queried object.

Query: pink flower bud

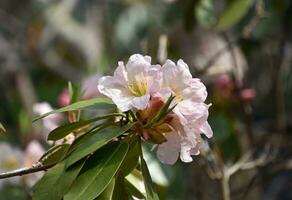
[240,88,256,102]
[58,88,70,107]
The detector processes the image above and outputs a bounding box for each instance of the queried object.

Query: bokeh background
[0,0,292,199]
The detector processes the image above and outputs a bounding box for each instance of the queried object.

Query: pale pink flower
[33,102,63,132]
[81,74,103,99]
[98,54,213,164]
[154,59,212,164]
[98,54,161,111]
[0,143,24,187]
[23,140,45,187]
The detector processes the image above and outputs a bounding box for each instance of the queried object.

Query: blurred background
[0,0,292,199]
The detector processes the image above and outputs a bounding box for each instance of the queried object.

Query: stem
[222,175,231,200]
[138,137,143,158]
[0,163,55,179]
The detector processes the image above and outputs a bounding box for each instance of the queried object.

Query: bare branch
[0,163,55,179]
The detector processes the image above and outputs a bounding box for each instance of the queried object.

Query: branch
[0,163,55,179]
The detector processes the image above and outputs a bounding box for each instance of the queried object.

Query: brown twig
[0,163,55,179]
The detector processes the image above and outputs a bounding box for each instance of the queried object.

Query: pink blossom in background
[23,140,45,187]
[58,88,70,107]
[81,74,103,99]
[33,102,63,132]
[0,143,24,187]
[240,88,256,102]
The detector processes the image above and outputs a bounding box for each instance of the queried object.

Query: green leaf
[111,172,129,200]
[95,178,116,200]
[125,179,145,199]
[144,95,175,128]
[68,81,74,101]
[195,0,216,27]
[120,137,139,175]
[125,169,146,199]
[141,157,160,200]
[64,142,129,200]
[65,124,133,168]
[32,159,85,200]
[71,83,81,103]
[215,0,254,31]
[48,113,125,141]
[33,98,115,121]
[0,123,6,133]
[39,144,70,165]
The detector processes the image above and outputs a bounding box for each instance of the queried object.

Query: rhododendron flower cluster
[98,54,213,165]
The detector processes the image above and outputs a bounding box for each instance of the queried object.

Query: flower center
[128,80,148,97]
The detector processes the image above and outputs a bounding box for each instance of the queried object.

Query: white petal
[161,59,192,94]
[144,55,151,63]
[200,122,213,138]
[190,146,201,156]
[131,94,150,110]
[175,101,209,126]
[126,54,150,82]
[177,59,192,79]
[114,61,128,84]
[180,146,193,163]
[156,132,180,165]
[98,76,132,111]
[180,78,207,102]
[153,87,173,102]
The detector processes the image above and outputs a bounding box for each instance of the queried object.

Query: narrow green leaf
[32,159,85,200]
[96,178,116,200]
[144,95,175,128]
[65,124,133,168]
[39,144,70,165]
[48,113,125,141]
[120,137,139,175]
[111,172,129,200]
[125,169,146,199]
[141,157,160,200]
[0,123,6,133]
[64,142,129,200]
[33,98,115,121]
[215,0,254,31]
[65,124,105,155]
[125,179,145,199]
[68,81,73,101]
[71,83,81,103]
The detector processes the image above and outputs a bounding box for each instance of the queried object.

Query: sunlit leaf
[33,98,115,121]
[0,123,6,133]
[32,159,85,200]
[141,157,160,200]
[215,0,254,31]
[125,178,146,199]
[47,113,125,141]
[64,142,129,200]
[65,124,133,168]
